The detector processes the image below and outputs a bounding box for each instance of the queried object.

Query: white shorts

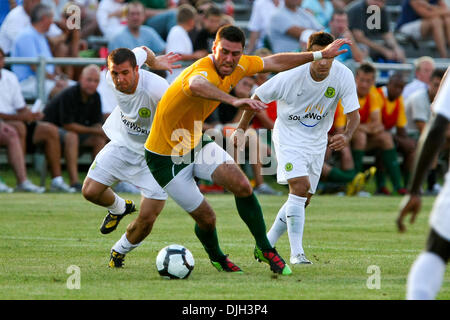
[87,142,167,200]
[429,171,450,241]
[164,142,234,212]
[274,142,325,194]
[399,20,422,40]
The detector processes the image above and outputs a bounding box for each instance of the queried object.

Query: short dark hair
[306,31,335,51]
[356,62,376,75]
[107,48,137,69]
[205,5,222,18]
[215,25,246,48]
[431,68,446,80]
[331,8,347,19]
[177,4,197,24]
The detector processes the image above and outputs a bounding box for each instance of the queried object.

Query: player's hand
[153,52,182,74]
[230,128,246,152]
[232,98,267,112]
[321,38,351,59]
[328,133,348,151]
[396,194,422,233]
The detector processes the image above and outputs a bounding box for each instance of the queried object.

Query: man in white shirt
[235,31,360,264]
[96,0,126,40]
[402,56,435,101]
[81,46,180,267]
[397,66,450,300]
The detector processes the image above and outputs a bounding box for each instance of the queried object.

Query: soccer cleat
[346,172,365,196]
[211,255,243,273]
[254,246,292,275]
[290,253,313,265]
[50,178,76,193]
[100,200,136,234]
[15,180,45,193]
[108,250,126,268]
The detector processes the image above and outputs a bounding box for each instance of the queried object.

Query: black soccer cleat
[254,246,292,275]
[100,199,136,234]
[210,255,243,273]
[108,250,126,268]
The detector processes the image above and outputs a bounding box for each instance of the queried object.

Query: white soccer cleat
[50,177,76,193]
[15,180,45,193]
[290,253,313,265]
[0,180,13,193]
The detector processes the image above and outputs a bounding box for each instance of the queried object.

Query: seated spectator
[268,0,323,53]
[325,9,366,63]
[347,0,405,63]
[142,0,177,40]
[405,69,446,194]
[351,63,406,195]
[11,3,70,100]
[96,0,126,41]
[108,1,166,55]
[376,72,416,194]
[302,0,334,27]
[246,0,281,54]
[43,64,107,192]
[0,120,45,193]
[70,0,101,39]
[193,5,222,54]
[0,47,75,193]
[166,4,206,83]
[396,0,450,59]
[402,56,435,101]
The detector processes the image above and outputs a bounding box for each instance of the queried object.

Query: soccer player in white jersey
[397,67,450,300]
[234,32,360,264]
[81,46,180,267]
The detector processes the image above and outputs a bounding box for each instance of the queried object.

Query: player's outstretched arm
[261,38,351,73]
[140,46,182,73]
[396,114,449,232]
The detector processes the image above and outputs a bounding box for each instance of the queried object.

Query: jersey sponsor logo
[121,112,150,135]
[324,87,336,98]
[138,107,151,118]
[285,162,293,172]
[288,104,329,127]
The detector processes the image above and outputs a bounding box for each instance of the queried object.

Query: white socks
[407,251,446,300]
[112,233,142,255]
[267,194,307,257]
[107,193,126,215]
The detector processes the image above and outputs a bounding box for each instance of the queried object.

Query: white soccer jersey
[255,60,359,154]
[432,69,450,121]
[102,48,170,156]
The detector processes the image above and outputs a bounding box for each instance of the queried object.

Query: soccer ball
[156,244,195,279]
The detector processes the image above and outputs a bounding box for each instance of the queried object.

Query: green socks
[328,167,357,183]
[382,148,403,191]
[194,223,225,262]
[235,193,272,250]
[352,150,365,173]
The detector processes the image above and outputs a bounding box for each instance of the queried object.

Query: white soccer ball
[156,244,195,279]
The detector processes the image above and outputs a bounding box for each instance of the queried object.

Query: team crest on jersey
[138,107,151,118]
[324,87,335,98]
[285,162,293,172]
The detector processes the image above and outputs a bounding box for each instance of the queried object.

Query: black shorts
[25,121,38,153]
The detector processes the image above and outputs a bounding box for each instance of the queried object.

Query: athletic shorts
[429,171,450,241]
[87,142,167,200]
[273,141,325,194]
[146,138,234,212]
[398,20,422,40]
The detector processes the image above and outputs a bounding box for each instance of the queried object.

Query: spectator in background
[268,0,323,53]
[402,56,435,101]
[11,3,69,100]
[347,0,405,63]
[166,4,206,83]
[0,47,75,193]
[325,9,365,63]
[302,0,334,27]
[246,0,282,54]
[96,0,126,41]
[396,0,450,59]
[67,0,101,39]
[108,1,166,54]
[376,73,416,194]
[141,0,177,40]
[43,64,107,192]
[0,120,46,193]
[193,5,222,54]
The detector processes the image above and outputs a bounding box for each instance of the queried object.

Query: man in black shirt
[44,64,107,191]
[193,5,222,54]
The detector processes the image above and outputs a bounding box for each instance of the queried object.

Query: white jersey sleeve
[254,68,296,104]
[432,68,450,120]
[132,47,147,68]
[339,67,360,114]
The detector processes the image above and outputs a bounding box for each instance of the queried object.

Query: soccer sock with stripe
[285,194,307,257]
[194,223,226,262]
[234,193,272,250]
[267,202,288,247]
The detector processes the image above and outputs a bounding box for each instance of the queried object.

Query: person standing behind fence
[43,64,107,192]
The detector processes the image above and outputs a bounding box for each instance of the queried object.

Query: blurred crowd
[0,0,449,195]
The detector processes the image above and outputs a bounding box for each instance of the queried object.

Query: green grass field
[1,190,448,300]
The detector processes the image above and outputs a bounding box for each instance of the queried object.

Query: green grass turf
[0,191,448,300]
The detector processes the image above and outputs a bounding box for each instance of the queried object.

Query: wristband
[313,51,322,61]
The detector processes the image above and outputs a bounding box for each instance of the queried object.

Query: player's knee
[81,182,98,202]
[235,179,253,197]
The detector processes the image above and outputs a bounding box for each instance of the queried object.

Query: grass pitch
[0,192,448,300]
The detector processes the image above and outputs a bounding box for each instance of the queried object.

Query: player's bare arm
[397,114,449,232]
[140,46,182,73]
[329,109,360,151]
[188,75,267,112]
[261,38,351,73]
